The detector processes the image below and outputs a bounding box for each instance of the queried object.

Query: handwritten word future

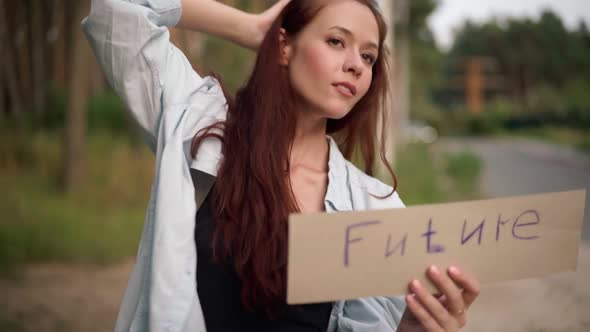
[343,209,541,267]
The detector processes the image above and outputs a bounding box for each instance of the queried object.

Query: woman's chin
[313,102,351,120]
[301,101,353,121]
[324,108,353,120]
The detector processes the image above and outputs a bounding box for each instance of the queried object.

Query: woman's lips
[332,82,357,97]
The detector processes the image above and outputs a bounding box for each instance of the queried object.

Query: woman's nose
[343,53,363,77]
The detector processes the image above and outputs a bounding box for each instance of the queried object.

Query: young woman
[83,0,480,331]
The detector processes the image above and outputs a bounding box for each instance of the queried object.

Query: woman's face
[281,0,380,120]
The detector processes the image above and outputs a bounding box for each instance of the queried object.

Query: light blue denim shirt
[82,0,407,331]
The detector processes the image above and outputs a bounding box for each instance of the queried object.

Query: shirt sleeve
[82,0,226,154]
[330,296,406,332]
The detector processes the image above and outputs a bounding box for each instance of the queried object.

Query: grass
[444,150,482,199]
[393,143,482,206]
[0,130,153,271]
[0,317,23,332]
[393,143,445,205]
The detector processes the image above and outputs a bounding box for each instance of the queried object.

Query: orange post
[466,58,483,113]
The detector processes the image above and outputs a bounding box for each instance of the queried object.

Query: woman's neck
[290,112,329,172]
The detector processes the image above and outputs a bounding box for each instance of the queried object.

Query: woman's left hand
[398,265,480,332]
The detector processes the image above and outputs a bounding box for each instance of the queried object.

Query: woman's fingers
[409,279,459,331]
[403,265,481,331]
[253,0,291,50]
[426,265,466,327]
[262,0,291,20]
[448,266,481,308]
[405,294,444,332]
[258,0,290,30]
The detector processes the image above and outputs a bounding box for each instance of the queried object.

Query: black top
[194,178,333,332]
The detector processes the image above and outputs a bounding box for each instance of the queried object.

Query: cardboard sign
[287,190,586,304]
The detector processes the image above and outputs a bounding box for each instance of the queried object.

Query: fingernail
[429,265,440,276]
[414,280,422,289]
[449,266,461,276]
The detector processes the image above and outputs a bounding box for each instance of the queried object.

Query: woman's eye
[363,54,376,65]
[327,38,344,47]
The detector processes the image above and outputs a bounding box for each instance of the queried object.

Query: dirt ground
[0,260,133,332]
[1,244,589,332]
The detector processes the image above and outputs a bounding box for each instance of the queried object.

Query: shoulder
[343,159,406,211]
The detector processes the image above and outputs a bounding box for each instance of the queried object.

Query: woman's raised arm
[82,0,205,151]
[82,0,289,152]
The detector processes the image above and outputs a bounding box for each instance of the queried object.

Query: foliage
[450,11,590,98]
[395,143,445,205]
[87,91,130,133]
[394,143,481,205]
[197,0,266,94]
[406,0,446,130]
[445,151,481,198]
[407,0,439,43]
[0,86,136,136]
[0,130,153,271]
[438,77,590,136]
[200,36,256,94]
[409,8,590,144]
[0,317,23,332]
[430,22,590,140]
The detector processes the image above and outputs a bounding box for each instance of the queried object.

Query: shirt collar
[324,136,353,212]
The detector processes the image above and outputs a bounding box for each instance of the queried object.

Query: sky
[427,0,590,49]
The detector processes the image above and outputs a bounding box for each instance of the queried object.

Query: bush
[3,87,134,135]
[445,151,482,198]
[563,79,590,128]
[395,143,446,205]
[394,143,482,205]
[0,130,154,271]
[87,90,129,133]
[434,78,590,136]
[464,113,503,136]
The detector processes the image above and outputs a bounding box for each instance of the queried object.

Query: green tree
[406,0,444,122]
[450,10,590,101]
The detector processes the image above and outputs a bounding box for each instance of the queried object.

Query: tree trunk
[30,0,46,114]
[63,0,91,192]
[16,1,32,113]
[50,0,66,87]
[0,37,5,116]
[0,0,24,122]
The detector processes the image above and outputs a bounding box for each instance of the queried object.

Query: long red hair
[191,0,397,314]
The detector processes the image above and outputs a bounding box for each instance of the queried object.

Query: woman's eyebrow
[328,25,378,50]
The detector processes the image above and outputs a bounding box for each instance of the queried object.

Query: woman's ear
[278,28,292,66]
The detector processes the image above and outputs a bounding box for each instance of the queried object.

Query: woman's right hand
[398,265,480,332]
[179,0,290,51]
[248,0,291,50]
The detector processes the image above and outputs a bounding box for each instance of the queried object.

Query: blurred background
[1,0,589,331]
